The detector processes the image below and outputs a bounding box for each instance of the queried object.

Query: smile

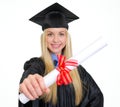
[51,44,61,48]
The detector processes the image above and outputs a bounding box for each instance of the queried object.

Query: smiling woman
[19,2,103,107]
[45,28,67,55]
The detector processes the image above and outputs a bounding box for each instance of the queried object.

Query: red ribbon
[56,55,78,85]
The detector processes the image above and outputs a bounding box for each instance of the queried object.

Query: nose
[53,35,59,42]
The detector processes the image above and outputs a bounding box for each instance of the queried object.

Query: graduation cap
[29,2,79,30]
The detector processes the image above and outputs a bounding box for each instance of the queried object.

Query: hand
[19,74,50,100]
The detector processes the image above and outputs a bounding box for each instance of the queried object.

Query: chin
[51,50,61,55]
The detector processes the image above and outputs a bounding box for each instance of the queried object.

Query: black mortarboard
[29,3,79,30]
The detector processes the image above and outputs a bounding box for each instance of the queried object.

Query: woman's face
[46,28,67,55]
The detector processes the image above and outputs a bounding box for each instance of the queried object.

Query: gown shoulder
[20,57,45,83]
[77,65,104,107]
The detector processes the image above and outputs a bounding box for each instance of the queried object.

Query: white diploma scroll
[19,37,107,104]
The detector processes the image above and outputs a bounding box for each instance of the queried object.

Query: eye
[59,32,65,36]
[47,33,53,37]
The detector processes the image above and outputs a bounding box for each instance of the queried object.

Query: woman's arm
[19,58,50,105]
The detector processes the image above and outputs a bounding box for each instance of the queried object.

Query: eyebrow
[46,31,66,33]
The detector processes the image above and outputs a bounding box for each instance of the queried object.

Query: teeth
[52,44,60,48]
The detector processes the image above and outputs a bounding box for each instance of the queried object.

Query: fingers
[20,81,35,100]
[19,74,50,100]
[35,74,47,92]
[31,74,44,96]
[24,76,39,99]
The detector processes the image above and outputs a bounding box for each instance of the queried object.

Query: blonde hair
[40,29,82,105]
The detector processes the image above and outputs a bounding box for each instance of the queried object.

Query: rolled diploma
[19,37,107,104]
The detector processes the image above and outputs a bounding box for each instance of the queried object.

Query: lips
[51,44,61,48]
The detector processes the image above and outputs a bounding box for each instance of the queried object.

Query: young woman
[19,3,104,107]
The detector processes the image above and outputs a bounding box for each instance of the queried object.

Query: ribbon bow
[56,55,78,85]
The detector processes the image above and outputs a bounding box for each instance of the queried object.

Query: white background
[0,0,120,107]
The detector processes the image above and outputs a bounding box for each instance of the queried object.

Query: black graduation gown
[19,57,104,107]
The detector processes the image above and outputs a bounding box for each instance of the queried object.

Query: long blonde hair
[40,29,82,105]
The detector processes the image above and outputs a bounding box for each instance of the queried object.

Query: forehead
[46,28,67,33]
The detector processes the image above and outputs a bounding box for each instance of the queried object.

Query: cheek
[62,41,66,47]
[46,38,51,45]
[62,38,67,45]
